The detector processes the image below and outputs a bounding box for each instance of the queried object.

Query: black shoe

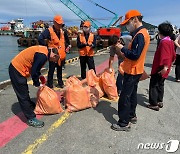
[111,123,131,132]
[157,102,163,108]
[30,103,36,110]
[147,104,159,111]
[57,84,65,89]
[130,117,137,124]
[27,118,44,128]
[175,79,180,82]
[46,84,53,88]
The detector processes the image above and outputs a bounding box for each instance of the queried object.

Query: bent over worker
[9,46,60,128]
[77,20,96,79]
[111,10,150,131]
[38,15,70,88]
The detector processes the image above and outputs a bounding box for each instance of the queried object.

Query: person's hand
[115,43,124,51]
[65,47,70,53]
[87,43,93,47]
[68,45,72,49]
[81,43,88,47]
[38,84,44,89]
[39,75,46,84]
[108,68,113,73]
[158,67,168,75]
[120,52,125,59]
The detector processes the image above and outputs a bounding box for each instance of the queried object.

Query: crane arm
[58,0,105,29]
[111,16,123,27]
[87,0,116,15]
[86,0,118,27]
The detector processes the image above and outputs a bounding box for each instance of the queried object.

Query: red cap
[83,21,91,28]
[121,10,142,26]
[54,15,64,25]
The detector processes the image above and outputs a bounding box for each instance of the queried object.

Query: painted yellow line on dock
[100,97,118,103]
[22,112,71,154]
[65,56,79,64]
[27,73,67,85]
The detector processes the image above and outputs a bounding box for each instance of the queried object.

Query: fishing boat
[17,28,44,47]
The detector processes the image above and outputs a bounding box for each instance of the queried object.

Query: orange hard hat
[83,21,91,28]
[121,10,142,26]
[54,15,64,25]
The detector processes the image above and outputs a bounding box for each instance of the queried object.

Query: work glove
[39,75,46,85]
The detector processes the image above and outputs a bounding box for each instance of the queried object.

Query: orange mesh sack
[100,69,118,100]
[34,86,64,114]
[65,76,82,87]
[86,86,99,108]
[65,84,92,112]
[86,69,104,98]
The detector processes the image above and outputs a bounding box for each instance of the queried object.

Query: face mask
[126,21,135,32]
[83,27,90,32]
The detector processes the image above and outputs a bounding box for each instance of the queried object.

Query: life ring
[22,39,28,46]
[31,39,37,46]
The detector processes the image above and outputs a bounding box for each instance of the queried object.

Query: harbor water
[0,36,79,82]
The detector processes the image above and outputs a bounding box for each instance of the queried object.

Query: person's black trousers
[47,61,63,87]
[116,59,124,92]
[118,73,142,127]
[149,73,165,106]
[175,54,180,80]
[79,56,96,79]
[9,63,36,120]
[61,59,66,68]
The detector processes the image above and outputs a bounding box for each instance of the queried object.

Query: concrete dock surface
[0,40,180,154]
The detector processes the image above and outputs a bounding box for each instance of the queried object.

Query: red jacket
[151,37,176,78]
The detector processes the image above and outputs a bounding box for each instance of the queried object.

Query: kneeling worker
[9,46,60,128]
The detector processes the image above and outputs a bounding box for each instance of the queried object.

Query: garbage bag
[34,86,64,114]
[65,75,82,87]
[86,86,99,108]
[86,69,104,98]
[65,84,92,112]
[100,69,118,100]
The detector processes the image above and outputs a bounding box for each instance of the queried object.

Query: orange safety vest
[79,33,94,56]
[48,27,66,61]
[121,28,150,75]
[11,45,48,77]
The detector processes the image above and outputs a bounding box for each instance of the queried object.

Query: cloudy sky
[0,0,180,28]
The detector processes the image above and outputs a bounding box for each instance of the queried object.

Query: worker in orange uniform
[38,15,70,88]
[110,10,150,131]
[77,20,96,79]
[9,46,60,128]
